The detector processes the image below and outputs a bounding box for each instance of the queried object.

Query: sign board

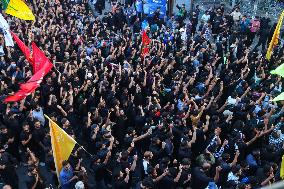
[145,0,167,18]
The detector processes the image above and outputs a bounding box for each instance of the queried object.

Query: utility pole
[190,0,194,15]
[168,0,174,16]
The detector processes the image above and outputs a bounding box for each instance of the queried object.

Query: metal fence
[261,181,284,189]
[196,0,284,21]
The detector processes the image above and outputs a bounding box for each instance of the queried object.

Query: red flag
[19,81,39,91]
[4,93,25,103]
[10,31,34,66]
[32,42,48,73]
[142,31,150,46]
[27,62,53,84]
[4,64,52,103]
[4,89,31,103]
[4,43,53,103]
[142,47,149,57]
[5,81,38,103]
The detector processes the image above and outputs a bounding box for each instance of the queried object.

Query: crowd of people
[0,0,284,188]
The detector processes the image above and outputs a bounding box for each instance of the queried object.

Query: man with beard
[176,158,192,188]
[92,151,111,188]
[32,120,46,166]
[60,160,78,189]
[20,123,36,152]
[25,166,45,189]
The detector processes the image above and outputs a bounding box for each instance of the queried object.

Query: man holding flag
[45,115,77,187]
[60,160,78,189]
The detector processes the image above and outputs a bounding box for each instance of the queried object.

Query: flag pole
[44,114,93,158]
[78,146,94,158]
[53,65,60,74]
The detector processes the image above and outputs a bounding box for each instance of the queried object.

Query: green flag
[272,92,284,101]
[271,63,284,77]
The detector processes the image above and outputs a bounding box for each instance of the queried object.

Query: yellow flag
[45,115,76,181]
[280,155,284,179]
[3,0,35,21]
[266,10,284,60]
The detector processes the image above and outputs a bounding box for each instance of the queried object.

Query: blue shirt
[86,45,94,56]
[177,99,184,111]
[60,167,74,189]
[240,19,250,32]
[135,0,143,13]
[246,154,258,167]
[32,108,45,126]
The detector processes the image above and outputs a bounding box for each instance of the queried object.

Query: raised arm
[133,128,152,142]
[230,150,240,167]
[203,115,210,133]
[130,155,138,171]
[174,165,183,182]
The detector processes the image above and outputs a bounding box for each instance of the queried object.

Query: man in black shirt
[32,120,46,165]
[135,178,154,189]
[191,163,222,189]
[20,123,36,152]
[0,125,19,161]
[92,151,111,189]
[25,166,45,189]
[114,168,131,189]
[177,158,191,188]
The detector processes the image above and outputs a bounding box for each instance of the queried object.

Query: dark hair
[142,178,154,188]
[147,166,155,175]
[263,164,272,174]
[61,118,68,125]
[231,165,241,174]
[62,160,69,167]
[182,158,191,165]
[28,165,36,173]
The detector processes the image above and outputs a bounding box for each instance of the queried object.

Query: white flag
[0,14,14,47]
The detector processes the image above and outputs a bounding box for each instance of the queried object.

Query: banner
[148,0,167,18]
[32,42,52,73]
[45,115,76,183]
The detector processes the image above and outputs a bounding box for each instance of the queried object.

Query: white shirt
[231,11,242,21]
[32,107,45,126]
[143,159,149,175]
[227,172,239,183]
[201,14,210,22]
